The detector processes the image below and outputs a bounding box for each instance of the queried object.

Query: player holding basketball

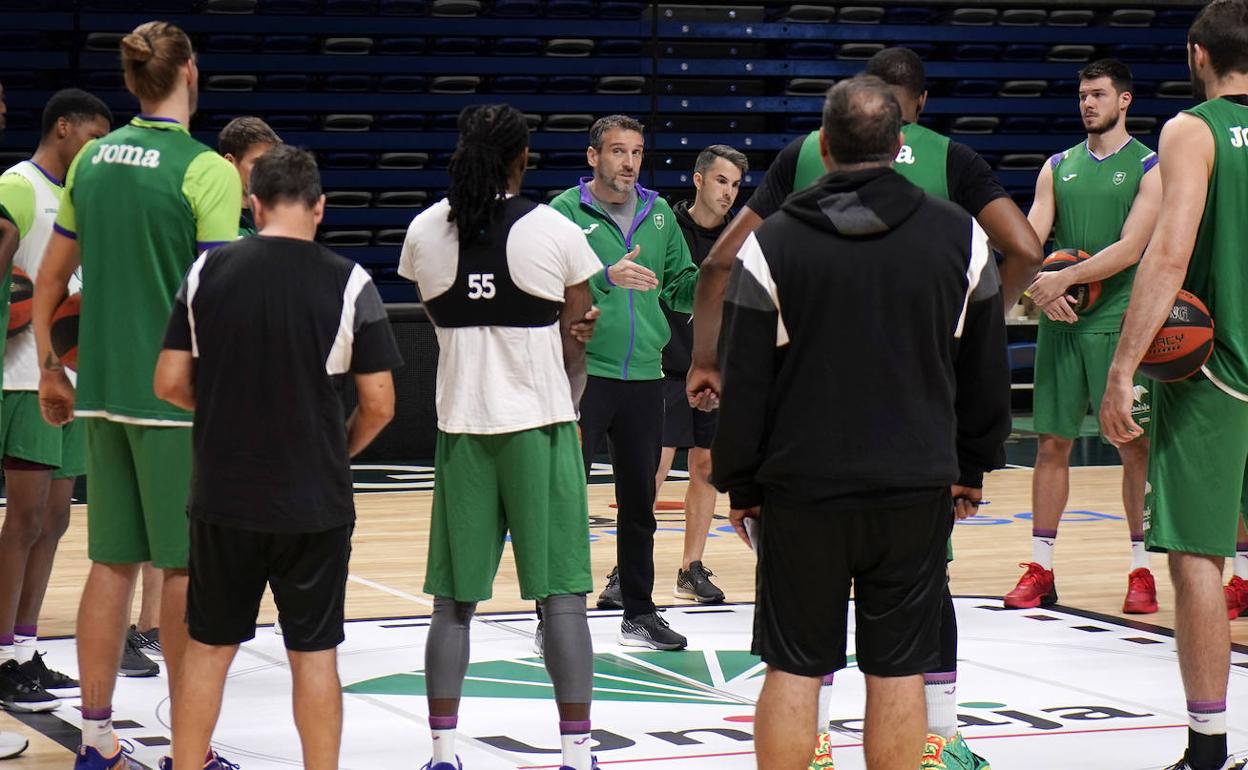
[0,89,111,714]
[217,116,281,237]
[1006,59,1162,615]
[400,104,603,770]
[32,21,241,770]
[1102,3,1248,768]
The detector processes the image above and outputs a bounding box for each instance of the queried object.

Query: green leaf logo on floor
[346,650,771,704]
[347,650,859,705]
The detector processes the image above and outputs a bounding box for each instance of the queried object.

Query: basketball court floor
[3,434,1248,769]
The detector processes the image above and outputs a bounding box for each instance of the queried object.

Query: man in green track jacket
[549,114,698,651]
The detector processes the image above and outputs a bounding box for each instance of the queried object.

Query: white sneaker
[0,730,28,760]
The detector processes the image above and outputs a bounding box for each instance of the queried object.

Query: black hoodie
[711,167,1010,510]
[662,200,730,377]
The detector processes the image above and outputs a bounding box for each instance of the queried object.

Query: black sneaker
[18,652,79,691]
[596,566,623,609]
[1163,756,1248,770]
[674,561,725,604]
[120,633,160,678]
[618,613,687,651]
[0,659,60,712]
[130,626,162,660]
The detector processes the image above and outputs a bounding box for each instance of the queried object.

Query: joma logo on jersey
[90,143,161,168]
[895,145,916,165]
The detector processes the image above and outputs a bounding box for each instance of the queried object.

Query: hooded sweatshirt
[711,167,1010,510]
[663,199,731,377]
[549,178,698,381]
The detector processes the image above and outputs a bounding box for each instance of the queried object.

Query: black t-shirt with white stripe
[163,235,403,533]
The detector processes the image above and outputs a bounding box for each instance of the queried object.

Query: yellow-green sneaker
[808,730,835,769]
[922,732,990,770]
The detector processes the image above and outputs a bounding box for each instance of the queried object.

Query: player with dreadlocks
[398,103,605,770]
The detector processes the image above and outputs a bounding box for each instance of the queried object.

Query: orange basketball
[1040,249,1101,313]
[50,292,81,371]
[7,267,33,338]
[1139,290,1213,382]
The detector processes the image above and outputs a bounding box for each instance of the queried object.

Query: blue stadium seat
[322,231,372,247]
[950,7,997,25]
[836,6,884,24]
[205,0,259,11]
[324,37,375,54]
[785,115,822,132]
[884,6,933,24]
[951,79,998,98]
[377,154,429,170]
[999,80,1047,98]
[260,0,321,12]
[0,73,35,89]
[81,0,142,8]
[1157,9,1197,27]
[494,75,541,94]
[546,38,594,56]
[323,114,375,131]
[325,191,373,207]
[1000,8,1045,26]
[1000,117,1047,134]
[785,42,837,59]
[262,74,313,90]
[378,0,427,13]
[1112,44,1158,62]
[379,114,427,130]
[597,76,646,94]
[544,152,587,169]
[1002,44,1047,61]
[432,114,460,132]
[1049,116,1084,133]
[1048,45,1096,63]
[950,116,998,134]
[546,75,594,94]
[953,44,1001,61]
[494,38,542,57]
[320,152,376,168]
[1110,9,1155,27]
[599,39,644,57]
[206,75,259,91]
[266,115,318,131]
[377,37,426,55]
[0,32,40,50]
[429,75,481,93]
[998,153,1046,170]
[85,32,125,51]
[431,0,480,16]
[492,0,540,16]
[375,230,408,246]
[1159,45,1187,63]
[546,0,593,18]
[264,35,316,52]
[1126,116,1158,134]
[431,37,480,56]
[837,43,884,60]
[85,71,125,90]
[203,35,261,53]
[325,74,373,91]
[325,0,376,14]
[1046,79,1078,97]
[378,75,426,92]
[1047,8,1093,26]
[600,2,644,19]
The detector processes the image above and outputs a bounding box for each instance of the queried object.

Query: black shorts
[753,489,952,678]
[662,376,717,450]
[188,518,353,652]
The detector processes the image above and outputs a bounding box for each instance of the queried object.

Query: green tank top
[1044,137,1157,334]
[792,124,950,199]
[57,116,240,423]
[1182,96,1248,396]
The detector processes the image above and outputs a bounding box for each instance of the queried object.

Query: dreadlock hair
[446,103,529,243]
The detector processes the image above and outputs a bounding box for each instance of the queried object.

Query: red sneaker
[1123,568,1159,614]
[1004,562,1057,609]
[1226,576,1248,620]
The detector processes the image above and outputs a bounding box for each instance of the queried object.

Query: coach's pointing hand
[607,246,658,291]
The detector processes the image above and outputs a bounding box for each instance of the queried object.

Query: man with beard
[1005,59,1163,618]
[549,115,699,650]
[657,144,747,606]
[1101,2,1248,768]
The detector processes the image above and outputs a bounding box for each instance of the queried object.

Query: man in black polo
[713,77,1010,770]
[153,145,402,770]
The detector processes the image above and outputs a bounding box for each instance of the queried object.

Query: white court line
[348,574,435,607]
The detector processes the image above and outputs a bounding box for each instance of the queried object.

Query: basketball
[1139,290,1214,382]
[50,292,81,371]
[1040,249,1101,313]
[7,267,33,338]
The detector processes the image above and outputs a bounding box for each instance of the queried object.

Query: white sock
[560,728,593,770]
[80,716,117,754]
[924,673,958,738]
[1131,539,1150,570]
[816,674,835,731]
[1031,530,1057,570]
[1235,543,1248,580]
[0,645,14,663]
[430,727,456,764]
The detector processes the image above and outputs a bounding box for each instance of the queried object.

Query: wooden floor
[3,464,1247,766]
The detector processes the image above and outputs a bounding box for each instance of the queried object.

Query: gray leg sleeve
[425,597,477,700]
[539,594,594,704]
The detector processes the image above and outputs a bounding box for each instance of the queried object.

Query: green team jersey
[55,116,240,424]
[1181,96,1248,396]
[792,124,951,199]
[1045,137,1158,333]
